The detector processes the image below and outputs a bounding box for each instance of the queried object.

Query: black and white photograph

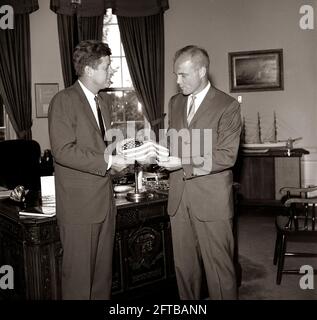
[0,0,317,315]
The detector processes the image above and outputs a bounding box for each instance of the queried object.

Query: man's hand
[156,156,182,171]
[111,154,129,173]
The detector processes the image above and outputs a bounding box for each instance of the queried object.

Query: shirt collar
[78,80,97,101]
[191,81,210,100]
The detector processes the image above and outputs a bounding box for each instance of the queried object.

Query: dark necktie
[94,95,106,141]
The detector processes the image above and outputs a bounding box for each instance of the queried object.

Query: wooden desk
[234,148,309,206]
[0,192,175,300]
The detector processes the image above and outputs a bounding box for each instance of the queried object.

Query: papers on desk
[19,176,56,218]
[41,176,55,205]
[19,206,56,218]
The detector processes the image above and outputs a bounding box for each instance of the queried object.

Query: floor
[237,206,317,300]
[126,205,317,301]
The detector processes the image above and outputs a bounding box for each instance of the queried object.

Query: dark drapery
[57,14,78,88]
[56,14,104,87]
[50,0,168,17]
[0,13,35,139]
[118,13,166,136]
[1,0,39,14]
[80,15,104,40]
[50,0,168,130]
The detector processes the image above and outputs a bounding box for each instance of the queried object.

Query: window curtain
[0,2,38,139]
[117,13,166,137]
[56,14,104,88]
[51,1,104,88]
[50,0,169,132]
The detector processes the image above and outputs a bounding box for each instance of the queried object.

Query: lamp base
[126,191,149,202]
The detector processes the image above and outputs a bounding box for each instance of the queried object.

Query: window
[102,9,145,137]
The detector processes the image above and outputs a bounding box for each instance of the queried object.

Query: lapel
[175,95,187,129]
[189,86,216,127]
[73,81,101,133]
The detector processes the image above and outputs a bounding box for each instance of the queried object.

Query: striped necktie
[187,95,196,125]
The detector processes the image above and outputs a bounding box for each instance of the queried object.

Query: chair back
[280,186,317,232]
[274,185,317,284]
[0,139,41,191]
[284,198,317,231]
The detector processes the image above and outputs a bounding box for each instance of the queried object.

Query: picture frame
[228,49,284,92]
[35,83,59,118]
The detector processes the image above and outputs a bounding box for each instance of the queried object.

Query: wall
[165,0,317,185]
[30,0,63,151]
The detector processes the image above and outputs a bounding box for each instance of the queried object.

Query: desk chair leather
[0,139,41,191]
[273,186,317,284]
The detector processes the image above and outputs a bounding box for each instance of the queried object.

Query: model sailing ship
[241,112,302,151]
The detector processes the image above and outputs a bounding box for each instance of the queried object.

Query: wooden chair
[273,186,317,284]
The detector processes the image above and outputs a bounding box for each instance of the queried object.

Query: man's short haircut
[174,45,210,70]
[73,40,112,77]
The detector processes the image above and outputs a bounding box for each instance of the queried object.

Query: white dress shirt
[187,81,211,117]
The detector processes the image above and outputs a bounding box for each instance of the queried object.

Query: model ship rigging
[241,112,302,150]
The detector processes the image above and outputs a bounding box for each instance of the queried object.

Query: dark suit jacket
[48,81,114,225]
[167,85,241,221]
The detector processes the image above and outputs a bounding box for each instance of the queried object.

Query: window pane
[104,9,117,24]
[103,24,121,56]
[103,12,144,134]
[123,92,143,122]
[109,57,122,88]
[122,58,133,88]
[108,91,125,122]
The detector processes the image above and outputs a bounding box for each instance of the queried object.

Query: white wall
[30,0,63,152]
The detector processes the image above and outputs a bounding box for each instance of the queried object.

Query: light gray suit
[48,81,115,299]
[167,85,241,299]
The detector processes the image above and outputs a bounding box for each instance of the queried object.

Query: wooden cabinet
[0,192,175,300]
[234,148,309,206]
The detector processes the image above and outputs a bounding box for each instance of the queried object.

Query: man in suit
[48,40,150,300]
[160,45,241,299]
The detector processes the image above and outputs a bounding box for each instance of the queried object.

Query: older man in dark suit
[48,40,150,300]
[159,45,241,300]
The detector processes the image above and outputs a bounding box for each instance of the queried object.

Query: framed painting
[228,49,284,92]
[35,83,59,118]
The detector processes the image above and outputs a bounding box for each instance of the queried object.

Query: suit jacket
[167,85,241,221]
[48,81,114,225]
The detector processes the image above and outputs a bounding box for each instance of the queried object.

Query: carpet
[237,208,317,300]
